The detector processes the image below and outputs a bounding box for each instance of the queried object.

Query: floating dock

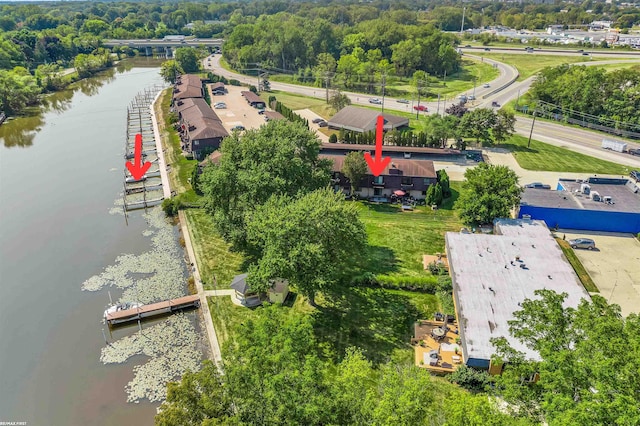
[105,294,201,326]
[122,85,167,212]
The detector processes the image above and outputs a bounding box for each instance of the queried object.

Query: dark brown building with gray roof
[321,154,437,201]
[175,97,228,158]
[327,106,409,133]
[173,74,203,102]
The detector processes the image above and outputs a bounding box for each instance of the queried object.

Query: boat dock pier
[122,85,167,212]
[105,294,201,326]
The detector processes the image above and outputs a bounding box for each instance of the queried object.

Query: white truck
[602,138,627,153]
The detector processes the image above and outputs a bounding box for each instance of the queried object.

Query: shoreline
[150,88,223,367]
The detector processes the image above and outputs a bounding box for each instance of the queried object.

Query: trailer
[602,138,628,153]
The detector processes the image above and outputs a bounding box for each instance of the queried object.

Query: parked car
[317,120,328,127]
[231,125,245,132]
[483,83,490,88]
[214,102,226,109]
[468,95,476,101]
[369,98,382,104]
[525,182,551,189]
[258,110,266,115]
[568,238,596,250]
[396,99,410,104]
[413,105,428,111]
[630,170,640,182]
[312,117,324,123]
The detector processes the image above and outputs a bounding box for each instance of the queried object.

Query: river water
[0,62,191,425]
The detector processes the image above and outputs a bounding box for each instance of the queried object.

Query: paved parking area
[560,229,640,316]
[295,108,329,142]
[207,85,268,132]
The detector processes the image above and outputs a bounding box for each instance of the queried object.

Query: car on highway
[413,105,428,111]
[568,238,596,250]
[231,125,246,132]
[213,102,226,109]
[577,49,584,53]
[464,45,472,48]
[491,101,500,107]
[484,48,491,51]
[312,117,324,123]
[629,148,640,156]
[582,52,590,56]
[468,95,476,101]
[396,99,410,104]
[483,83,490,88]
[369,98,382,105]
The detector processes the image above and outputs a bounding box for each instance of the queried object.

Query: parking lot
[560,229,640,316]
[207,85,268,132]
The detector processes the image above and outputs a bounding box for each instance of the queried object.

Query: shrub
[229,79,241,86]
[329,133,338,143]
[161,198,178,216]
[249,85,257,93]
[448,365,492,392]
[436,290,455,315]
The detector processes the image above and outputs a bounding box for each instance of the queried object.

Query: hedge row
[351,273,452,293]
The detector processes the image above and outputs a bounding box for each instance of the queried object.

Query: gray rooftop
[328,106,409,133]
[446,220,590,363]
[230,273,250,294]
[522,178,640,214]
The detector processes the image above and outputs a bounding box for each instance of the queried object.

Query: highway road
[461,46,640,58]
[206,53,640,168]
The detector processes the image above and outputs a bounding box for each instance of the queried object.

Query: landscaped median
[556,238,599,293]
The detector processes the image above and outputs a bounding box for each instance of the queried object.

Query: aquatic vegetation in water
[101,314,201,403]
[82,206,186,304]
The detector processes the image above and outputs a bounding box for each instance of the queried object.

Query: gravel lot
[560,229,640,317]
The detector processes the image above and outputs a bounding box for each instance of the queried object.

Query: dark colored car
[312,117,324,123]
[317,120,328,127]
[491,101,500,107]
[630,170,640,182]
[413,105,428,111]
[231,125,246,132]
[484,48,491,51]
[628,148,640,156]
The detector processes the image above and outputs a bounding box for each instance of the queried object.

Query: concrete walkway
[204,289,235,297]
[150,88,223,367]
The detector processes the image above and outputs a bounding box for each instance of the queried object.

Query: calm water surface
[0,63,176,425]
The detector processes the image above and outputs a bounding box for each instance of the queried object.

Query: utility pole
[324,72,331,103]
[528,110,537,149]
[516,89,521,111]
[472,77,477,99]
[416,80,421,119]
[436,94,441,116]
[381,74,386,114]
[460,6,466,34]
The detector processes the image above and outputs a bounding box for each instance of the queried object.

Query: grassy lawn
[479,53,586,80]
[260,90,326,110]
[210,286,440,363]
[499,134,630,175]
[556,238,599,293]
[356,192,462,277]
[183,209,244,290]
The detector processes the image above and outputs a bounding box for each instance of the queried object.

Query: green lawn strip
[259,90,327,110]
[356,201,462,276]
[479,53,586,80]
[499,134,630,175]
[556,239,599,293]
[183,209,244,290]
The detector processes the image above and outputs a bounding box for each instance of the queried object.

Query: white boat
[125,175,147,183]
[104,302,143,318]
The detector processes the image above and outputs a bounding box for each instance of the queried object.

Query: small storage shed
[268,279,289,304]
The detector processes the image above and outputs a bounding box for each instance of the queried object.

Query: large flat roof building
[519,177,640,233]
[446,219,591,369]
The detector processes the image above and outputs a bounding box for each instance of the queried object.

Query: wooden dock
[105,294,201,326]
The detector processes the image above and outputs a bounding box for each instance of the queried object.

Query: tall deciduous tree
[491,291,640,425]
[245,189,367,305]
[341,151,367,196]
[200,120,332,249]
[174,47,200,73]
[159,60,182,84]
[455,163,522,225]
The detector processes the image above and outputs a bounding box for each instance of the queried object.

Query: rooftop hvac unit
[603,196,613,204]
[591,191,601,202]
[522,214,532,220]
[581,183,591,195]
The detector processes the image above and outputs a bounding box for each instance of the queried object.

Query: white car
[483,83,490,88]
[214,103,226,109]
[369,98,382,105]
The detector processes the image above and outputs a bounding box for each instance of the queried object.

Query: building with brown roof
[173,74,203,102]
[321,154,437,200]
[210,82,226,95]
[263,111,285,122]
[174,97,228,158]
[327,106,409,133]
[240,91,266,108]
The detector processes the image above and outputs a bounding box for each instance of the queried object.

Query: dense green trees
[530,65,640,131]
[200,119,332,249]
[174,47,200,74]
[246,189,367,305]
[492,290,640,425]
[455,163,523,225]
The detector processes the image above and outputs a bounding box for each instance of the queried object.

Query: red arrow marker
[364,115,391,177]
[125,133,151,180]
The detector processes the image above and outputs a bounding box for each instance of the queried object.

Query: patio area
[412,319,463,373]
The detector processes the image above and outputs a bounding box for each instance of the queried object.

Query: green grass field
[479,53,587,80]
[556,238,599,293]
[500,134,630,175]
[183,209,245,290]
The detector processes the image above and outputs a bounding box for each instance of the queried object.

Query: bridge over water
[103,38,223,58]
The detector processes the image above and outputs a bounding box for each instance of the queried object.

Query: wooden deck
[106,294,200,326]
[413,320,463,373]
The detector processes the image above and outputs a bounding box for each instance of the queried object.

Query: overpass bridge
[103,38,223,58]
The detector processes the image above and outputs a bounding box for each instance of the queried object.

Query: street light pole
[381,74,386,114]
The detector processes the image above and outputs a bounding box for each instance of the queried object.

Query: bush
[162,198,179,216]
[249,85,257,93]
[436,290,455,315]
[329,133,337,143]
[229,79,241,86]
[448,365,492,392]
